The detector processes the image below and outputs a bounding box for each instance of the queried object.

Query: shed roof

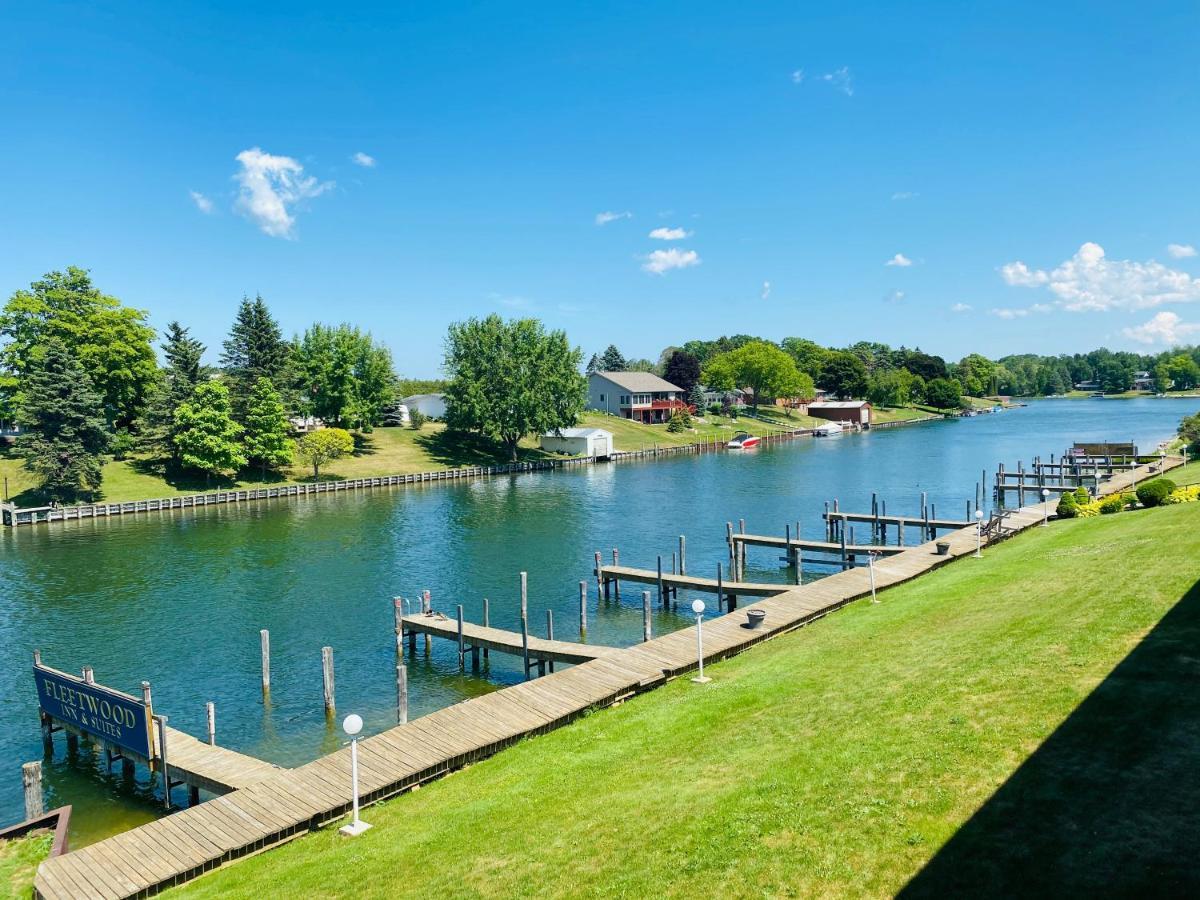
[544,427,612,439]
[807,400,871,409]
[590,371,683,392]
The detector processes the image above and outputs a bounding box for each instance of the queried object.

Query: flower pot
[746,608,767,629]
[935,541,951,556]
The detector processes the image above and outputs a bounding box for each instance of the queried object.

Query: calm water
[1,397,1195,843]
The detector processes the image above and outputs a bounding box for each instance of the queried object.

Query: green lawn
[1,832,52,900]
[874,405,941,423]
[174,502,1200,898]
[1169,459,1200,486]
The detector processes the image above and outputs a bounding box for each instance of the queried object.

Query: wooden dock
[400,613,618,665]
[33,455,1184,900]
[731,533,907,557]
[596,564,792,599]
[823,512,969,530]
[158,726,281,796]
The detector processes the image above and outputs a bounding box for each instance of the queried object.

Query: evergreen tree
[242,377,293,475]
[585,353,601,375]
[687,381,705,412]
[17,341,109,502]
[141,322,206,458]
[598,344,628,372]
[221,295,290,420]
[173,382,246,480]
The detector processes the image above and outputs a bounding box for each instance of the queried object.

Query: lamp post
[339,713,371,836]
[691,599,710,684]
[868,551,879,604]
[1041,488,1050,526]
[974,508,984,558]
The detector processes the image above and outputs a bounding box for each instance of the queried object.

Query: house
[806,400,873,428]
[539,427,613,458]
[700,386,748,409]
[1132,370,1154,391]
[587,372,689,424]
[289,415,324,433]
[1074,380,1101,391]
[402,393,447,419]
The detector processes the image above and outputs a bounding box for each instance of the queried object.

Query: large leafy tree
[141,322,206,458]
[221,295,290,419]
[781,337,832,382]
[663,350,701,393]
[901,350,948,382]
[702,341,814,410]
[925,377,963,410]
[0,266,157,428]
[444,314,586,461]
[243,377,293,474]
[819,351,869,399]
[173,382,246,480]
[292,323,395,429]
[17,341,109,502]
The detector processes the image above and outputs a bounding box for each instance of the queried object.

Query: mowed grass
[174,503,1200,899]
[1169,459,1200,486]
[1,832,52,900]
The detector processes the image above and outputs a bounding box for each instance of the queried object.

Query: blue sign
[34,666,152,759]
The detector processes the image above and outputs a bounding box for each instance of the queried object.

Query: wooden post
[393,596,403,637]
[642,591,652,642]
[739,518,746,535]
[611,549,620,599]
[717,563,724,613]
[23,761,43,820]
[546,609,555,672]
[840,525,848,571]
[726,521,734,557]
[156,715,171,810]
[594,551,602,594]
[824,501,830,541]
[579,581,588,634]
[321,646,335,714]
[520,571,528,620]
[395,662,408,724]
[206,702,215,746]
[422,590,432,653]
[657,555,664,606]
[520,572,530,678]
[456,605,465,671]
[679,534,686,575]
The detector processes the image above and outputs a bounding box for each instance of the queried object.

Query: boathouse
[807,400,873,428]
[586,371,688,424]
[539,427,613,457]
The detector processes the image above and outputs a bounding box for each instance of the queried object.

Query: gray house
[587,371,688,424]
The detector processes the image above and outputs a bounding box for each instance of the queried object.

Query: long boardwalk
[400,613,619,665]
[33,457,1182,899]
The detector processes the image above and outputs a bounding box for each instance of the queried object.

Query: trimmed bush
[1056,491,1079,518]
[1073,486,1091,505]
[1136,479,1176,508]
[1098,495,1125,515]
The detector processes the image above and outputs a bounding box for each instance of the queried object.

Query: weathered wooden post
[393,596,403,638]
[546,609,555,672]
[840,525,849,571]
[206,702,215,746]
[726,521,734,558]
[611,548,620,599]
[520,572,531,678]
[579,581,588,634]
[23,761,43,820]
[739,518,746,535]
[594,551,602,596]
[824,501,831,540]
[642,591,652,642]
[156,714,171,810]
[657,555,665,606]
[396,664,408,724]
[717,563,725,613]
[422,590,432,652]
[321,646,335,714]
[456,605,465,671]
[679,534,687,575]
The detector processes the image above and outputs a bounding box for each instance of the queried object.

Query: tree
[819,351,869,399]
[585,353,602,375]
[598,345,628,372]
[955,353,995,397]
[702,341,814,410]
[444,315,586,461]
[1096,358,1134,393]
[141,322,206,458]
[0,266,157,428]
[173,382,246,480]
[292,324,395,430]
[781,337,831,382]
[221,295,290,419]
[1179,412,1200,452]
[925,377,963,409]
[242,377,293,474]
[687,381,705,413]
[1166,354,1200,391]
[663,350,702,393]
[867,369,917,408]
[17,341,108,502]
[295,427,354,478]
[902,350,948,382]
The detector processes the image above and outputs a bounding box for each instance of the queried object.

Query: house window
[599,393,606,402]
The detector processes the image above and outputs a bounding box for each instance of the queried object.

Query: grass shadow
[413,428,551,468]
[351,431,378,457]
[900,577,1200,898]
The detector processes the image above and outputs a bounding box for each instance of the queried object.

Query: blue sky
[3,1,1199,376]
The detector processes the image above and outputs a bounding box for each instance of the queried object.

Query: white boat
[726,430,761,449]
[813,422,843,436]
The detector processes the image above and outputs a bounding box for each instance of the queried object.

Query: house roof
[807,400,870,409]
[590,370,683,392]
[544,427,612,439]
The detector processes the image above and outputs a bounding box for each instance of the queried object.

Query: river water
[1,397,1195,843]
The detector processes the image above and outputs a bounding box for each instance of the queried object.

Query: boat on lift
[813,422,844,436]
[726,430,761,449]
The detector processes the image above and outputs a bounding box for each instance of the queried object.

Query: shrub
[708,403,722,415]
[1073,486,1091,505]
[1075,501,1101,518]
[1164,484,1200,504]
[1136,478,1176,508]
[110,429,134,461]
[665,410,688,433]
[1056,491,1079,518]
[1098,495,1125,515]
[1122,493,1139,509]
[408,410,428,430]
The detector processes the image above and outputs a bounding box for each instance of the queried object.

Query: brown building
[806,400,872,428]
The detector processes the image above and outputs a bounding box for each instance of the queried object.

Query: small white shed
[539,427,613,458]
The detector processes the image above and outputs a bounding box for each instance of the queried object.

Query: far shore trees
[819,351,869,400]
[296,427,354,478]
[925,377,964,410]
[598,344,628,372]
[702,341,813,410]
[173,382,246,481]
[243,377,293,474]
[444,315,586,461]
[221,296,291,421]
[141,321,206,459]
[17,341,108,502]
[663,350,701,393]
[292,323,395,430]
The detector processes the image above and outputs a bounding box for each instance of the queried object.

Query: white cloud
[642,248,700,275]
[189,190,214,214]
[821,66,853,96]
[233,147,332,239]
[1000,241,1200,311]
[989,304,1052,320]
[649,226,690,241]
[885,253,912,267]
[891,191,918,201]
[351,151,376,168]
[595,211,632,226]
[791,69,804,84]
[1122,311,1200,345]
[950,303,972,313]
[761,281,771,300]
[1167,243,1196,259]
[884,290,905,303]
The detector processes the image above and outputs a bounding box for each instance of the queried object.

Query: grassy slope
[175,503,1200,899]
[1,832,52,900]
[1169,459,1200,486]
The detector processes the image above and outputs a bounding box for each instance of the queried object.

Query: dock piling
[611,549,620,599]
[22,761,43,820]
[642,591,652,642]
[657,555,664,606]
[520,572,531,678]
[206,702,215,746]
[259,630,271,693]
[679,534,686,575]
[456,605,465,671]
[579,581,587,634]
[396,664,408,724]
[321,646,335,714]
[483,598,490,660]
[546,609,555,672]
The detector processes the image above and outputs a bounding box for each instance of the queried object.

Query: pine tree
[221,295,290,420]
[242,377,293,475]
[17,341,109,502]
[585,353,601,375]
[173,382,246,481]
[599,345,628,372]
[688,381,705,412]
[141,322,206,458]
